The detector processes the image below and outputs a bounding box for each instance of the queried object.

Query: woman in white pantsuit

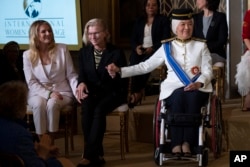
[23,20,78,136]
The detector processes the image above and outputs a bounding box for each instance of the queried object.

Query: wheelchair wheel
[153,98,161,165]
[210,95,223,159]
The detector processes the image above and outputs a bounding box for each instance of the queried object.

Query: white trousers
[28,96,73,135]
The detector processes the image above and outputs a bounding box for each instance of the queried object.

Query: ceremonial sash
[163,42,200,86]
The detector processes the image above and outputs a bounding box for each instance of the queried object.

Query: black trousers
[81,93,124,161]
[165,87,209,149]
[129,52,151,93]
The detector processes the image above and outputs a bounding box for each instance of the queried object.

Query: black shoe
[92,157,105,166]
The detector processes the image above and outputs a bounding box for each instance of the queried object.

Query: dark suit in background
[129,14,171,93]
[193,11,228,60]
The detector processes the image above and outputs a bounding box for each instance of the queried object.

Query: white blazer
[23,43,78,99]
[121,39,213,100]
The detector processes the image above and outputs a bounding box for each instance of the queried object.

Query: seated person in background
[107,8,213,156]
[0,41,25,85]
[239,9,250,111]
[128,0,171,107]
[0,81,75,167]
[193,0,228,67]
[23,20,78,138]
[76,18,128,166]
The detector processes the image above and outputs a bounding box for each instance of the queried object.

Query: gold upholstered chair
[212,66,226,102]
[105,103,130,160]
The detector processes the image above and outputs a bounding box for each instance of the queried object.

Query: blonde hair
[82,18,110,45]
[28,20,56,65]
[0,81,28,120]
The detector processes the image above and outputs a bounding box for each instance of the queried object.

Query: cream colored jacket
[23,43,78,99]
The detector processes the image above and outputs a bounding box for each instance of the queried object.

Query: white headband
[171,19,181,35]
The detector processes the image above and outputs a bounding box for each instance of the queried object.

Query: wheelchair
[153,91,223,166]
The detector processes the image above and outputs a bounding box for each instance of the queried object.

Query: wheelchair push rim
[153,98,161,165]
[211,95,223,159]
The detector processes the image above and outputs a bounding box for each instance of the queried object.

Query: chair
[212,66,225,102]
[0,152,25,167]
[105,103,129,160]
[26,103,77,158]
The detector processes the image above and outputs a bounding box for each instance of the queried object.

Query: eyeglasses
[87,31,103,36]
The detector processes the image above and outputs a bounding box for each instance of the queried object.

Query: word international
[230,151,250,167]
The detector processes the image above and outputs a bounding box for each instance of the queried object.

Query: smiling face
[87,25,107,48]
[37,23,53,45]
[176,19,194,40]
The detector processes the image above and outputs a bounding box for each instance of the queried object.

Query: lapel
[97,44,114,80]
[198,13,205,38]
[151,16,157,41]
[206,11,218,40]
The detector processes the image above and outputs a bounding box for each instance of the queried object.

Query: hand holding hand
[76,83,89,103]
[106,63,120,78]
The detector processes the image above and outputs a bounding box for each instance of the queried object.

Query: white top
[143,24,153,48]
[121,39,213,100]
[43,64,51,77]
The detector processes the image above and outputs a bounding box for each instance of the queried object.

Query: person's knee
[29,96,46,109]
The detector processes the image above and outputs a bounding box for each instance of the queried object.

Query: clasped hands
[76,82,89,103]
[184,82,204,91]
[75,63,119,103]
[106,63,120,79]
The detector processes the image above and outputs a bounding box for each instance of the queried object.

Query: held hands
[76,83,89,103]
[106,63,120,78]
[184,82,203,91]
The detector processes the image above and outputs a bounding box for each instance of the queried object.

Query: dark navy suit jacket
[193,11,228,59]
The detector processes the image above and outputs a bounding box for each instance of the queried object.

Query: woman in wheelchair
[107,8,213,156]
